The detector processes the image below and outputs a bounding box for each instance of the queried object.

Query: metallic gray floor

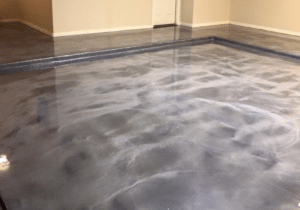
[1,22,300,64]
[1,44,300,210]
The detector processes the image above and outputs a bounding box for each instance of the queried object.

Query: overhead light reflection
[0,155,10,171]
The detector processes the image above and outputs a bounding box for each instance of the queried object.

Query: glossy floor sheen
[1,44,300,210]
[1,22,300,64]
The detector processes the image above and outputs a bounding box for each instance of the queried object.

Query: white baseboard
[2,18,299,38]
[0,18,53,36]
[19,19,53,36]
[53,25,153,37]
[0,19,152,37]
[192,21,230,28]
[180,21,300,37]
[179,21,230,28]
[230,21,300,37]
[178,22,193,27]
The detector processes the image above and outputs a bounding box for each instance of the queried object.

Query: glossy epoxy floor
[1,22,300,64]
[1,42,300,209]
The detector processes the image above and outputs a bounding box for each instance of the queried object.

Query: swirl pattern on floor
[1,44,300,210]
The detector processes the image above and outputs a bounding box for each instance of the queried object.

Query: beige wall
[52,0,152,35]
[180,0,194,25]
[231,0,300,33]
[0,0,18,20]
[17,0,53,33]
[1,0,300,36]
[193,0,231,25]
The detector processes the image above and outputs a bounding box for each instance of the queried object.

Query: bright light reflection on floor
[0,155,10,171]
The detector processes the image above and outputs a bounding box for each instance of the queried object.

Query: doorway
[152,0,176,27]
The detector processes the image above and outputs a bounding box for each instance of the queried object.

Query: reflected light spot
[0,155,10,171]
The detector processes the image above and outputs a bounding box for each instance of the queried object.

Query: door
[153,0,176,26]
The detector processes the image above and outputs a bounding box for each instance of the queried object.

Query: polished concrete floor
[1,23,300,210]
[2,42,300,209]
[1,22,300,64]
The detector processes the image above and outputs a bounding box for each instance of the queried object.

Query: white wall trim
[178,22,193,27]
[175,0,181,25]
[53,25,153,37]
[0,18,53,36]
[179,21,230,28]
[2,18,300,38]
[231,21,300,37]
[192,21,230,28]
[19,19,53,36]
[179,21,300,37]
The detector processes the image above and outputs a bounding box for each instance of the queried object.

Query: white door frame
[152,0,180,26]
[175,0,181,25]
